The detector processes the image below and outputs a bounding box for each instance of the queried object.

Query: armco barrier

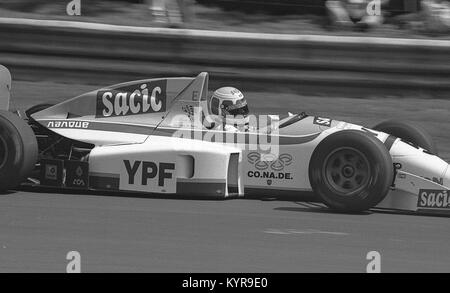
[0,18,449,96]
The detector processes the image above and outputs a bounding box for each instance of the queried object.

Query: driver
[204,87,250,132]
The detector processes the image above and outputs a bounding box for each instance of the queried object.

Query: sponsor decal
[47,121,89,129]
[247,152,293,182]
[247,171,293,180]
[417,189,450,209]
[123,160,175,187]
[40,159,64,187]
[313,116,332,127]
[65,161,89,189]
[96,80,167,117]
[45,164,58,180]
[247,152,292,171]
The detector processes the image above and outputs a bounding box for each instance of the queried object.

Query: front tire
[0,110,38,191]
[309,130,394,212]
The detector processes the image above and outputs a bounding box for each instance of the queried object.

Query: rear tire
[0,110,38,191]
[309,130,394,212]
[373,119,437,155]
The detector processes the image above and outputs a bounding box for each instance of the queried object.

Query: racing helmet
[208,87,249,129]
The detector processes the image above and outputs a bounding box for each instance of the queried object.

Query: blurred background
[0,0,449,35]
[0,0,449,159]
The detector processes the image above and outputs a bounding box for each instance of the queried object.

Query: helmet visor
[228,104,249,116]
[223,99,249,117]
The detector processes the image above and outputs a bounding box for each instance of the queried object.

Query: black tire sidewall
[309,130,393,212]
[0,116,23,189]
[0,110,38,191]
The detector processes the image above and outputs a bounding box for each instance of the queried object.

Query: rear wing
[0,65,11,110]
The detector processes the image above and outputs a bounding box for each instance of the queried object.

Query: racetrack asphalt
[0,81,448,272]
[1,190,449,273]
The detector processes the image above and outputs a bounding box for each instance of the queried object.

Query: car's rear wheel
[309,130,394,212]
[373,119,437,155]
[0,110,38,191]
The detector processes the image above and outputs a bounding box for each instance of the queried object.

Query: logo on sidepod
[47,121,89,129]
[123,160,175,187]
[417,189,450,209]
[247,152,293,182]
[96,80,167,117]
[313,116,332,127]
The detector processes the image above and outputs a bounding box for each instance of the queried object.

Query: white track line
[264,228,349,236]
[0,17,449,47]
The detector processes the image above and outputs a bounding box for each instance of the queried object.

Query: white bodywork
[378,140,450,212]
[88,136,242,197]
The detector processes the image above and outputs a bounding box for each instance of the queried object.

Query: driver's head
[209,87,249,130]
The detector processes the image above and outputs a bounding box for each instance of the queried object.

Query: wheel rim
[323,147,371,195]
[0,136,7,169]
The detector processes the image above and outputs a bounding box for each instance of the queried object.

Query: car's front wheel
[309,130,394,212]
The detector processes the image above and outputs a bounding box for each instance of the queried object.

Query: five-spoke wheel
[309,130,394,212]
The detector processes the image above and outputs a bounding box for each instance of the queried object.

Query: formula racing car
[0,65,449,213]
